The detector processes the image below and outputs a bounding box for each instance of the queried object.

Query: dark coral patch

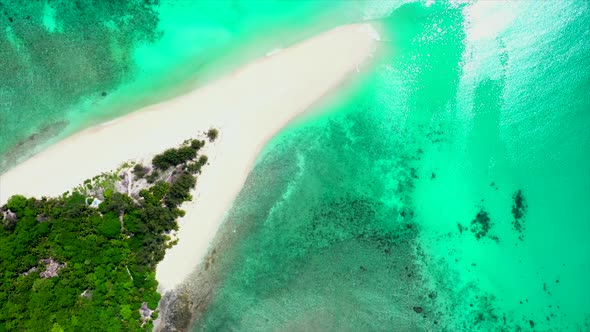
[470,209,492,240]
[511,190,527,240]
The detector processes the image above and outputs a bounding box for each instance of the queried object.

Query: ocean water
[0,0,352,171]
[185,1,590,331]
[2,0,589,331]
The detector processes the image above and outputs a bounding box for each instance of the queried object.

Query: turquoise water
[187,1,590,331]
[0,0,349,171]
[2,0,589,331]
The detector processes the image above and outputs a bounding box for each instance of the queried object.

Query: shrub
[150,181,171,203]
[132,164,149,179]
[6,195,27,214]
[185,162,202,174]
[146,170,160,184]
[165,172,196,207]
[152,146,197,171]
[99,192,136,215]
[98,212,122,239]
[197,155,208,166]
[206,128,218,142]
[190,139,205,151]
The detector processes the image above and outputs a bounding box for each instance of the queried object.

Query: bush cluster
[152,146,197,171]
[206,128,218,142]
[132,164,149,180]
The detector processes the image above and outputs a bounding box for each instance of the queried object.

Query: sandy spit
[0,23,380,291]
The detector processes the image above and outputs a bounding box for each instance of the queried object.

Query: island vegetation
[206,128,218,142]
[0,131,216,331]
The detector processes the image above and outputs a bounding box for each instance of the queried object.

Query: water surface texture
[188,1,590,331]
[0,0,344,171]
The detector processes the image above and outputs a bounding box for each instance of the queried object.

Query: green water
[187,1,590,331]
[1,0,589,331]
[0,0,350,171]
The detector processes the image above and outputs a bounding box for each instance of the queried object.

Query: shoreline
[0,23,380,291]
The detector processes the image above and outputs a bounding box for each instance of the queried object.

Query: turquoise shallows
[190,1,590,331]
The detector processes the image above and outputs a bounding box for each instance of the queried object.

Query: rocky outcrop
[22,266,38,277]
[139,302,154,326]
[2,209,17,230]
[80,289,92,299]
[20,258,66,278]
[39,259,66,278]
[116,167,151,200]
[36,214,50,223]
[3,210,16,220]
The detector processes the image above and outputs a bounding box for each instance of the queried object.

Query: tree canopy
[0,134,212,331]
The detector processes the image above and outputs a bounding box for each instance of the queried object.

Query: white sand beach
[0,24,379,291]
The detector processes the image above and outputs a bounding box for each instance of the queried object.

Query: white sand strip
[0,23,379,291]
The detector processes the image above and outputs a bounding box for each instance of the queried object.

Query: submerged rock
[511,190,527,240]
[470,209,492,240]
[80,289,92,299]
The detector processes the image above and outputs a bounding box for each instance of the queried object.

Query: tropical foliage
[0,131,215,331]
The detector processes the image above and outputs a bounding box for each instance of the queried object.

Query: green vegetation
[0,133,214,331]
[152,146,196,171]
[151,134,210,172]
[206,128,219,142]
[132,164,149,180]
[165,173,197,208]
[190,139,205,151]
[184,154,209,175]
[75,171,121,198]
[185,162,202,174]
[197,155,209,166]
[146,170,160,184]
